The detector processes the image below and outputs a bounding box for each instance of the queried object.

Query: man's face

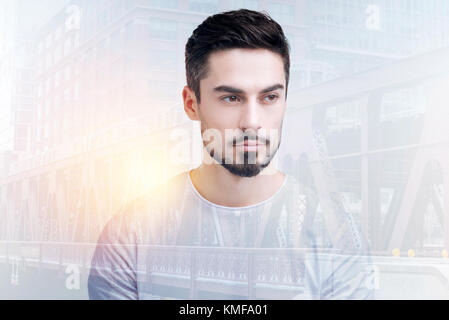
[195,48,287,177]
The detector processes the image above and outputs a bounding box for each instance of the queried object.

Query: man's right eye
[222,95,240,103]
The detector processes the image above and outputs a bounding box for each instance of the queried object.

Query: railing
[2,241,449,299]
[0,241,98,269]
[0,241,342,298]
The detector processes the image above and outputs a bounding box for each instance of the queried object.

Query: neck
[189,155,286,208]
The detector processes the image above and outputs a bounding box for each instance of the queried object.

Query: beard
[219,149,274,177]
[203,126,282,178]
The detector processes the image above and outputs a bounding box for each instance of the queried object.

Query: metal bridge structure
[2,47,449,299]
[282,46,449,253]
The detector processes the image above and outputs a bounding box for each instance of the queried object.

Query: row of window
[37,33,80,75]
[36,0,299,85]
[37,64,78,98]
[308,0,449,38]
[42,0,297,46]
[313,26,415,55]
[38,12,81,56]
[311,0,449,13]
[324,86,426,132]
[37,85,80,117]
[35,118,71,143]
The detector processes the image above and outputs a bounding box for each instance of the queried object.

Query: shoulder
[282,173,319,205]
[124,170,189,215]
[99,170,190,244]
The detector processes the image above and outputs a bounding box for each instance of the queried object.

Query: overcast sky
[0,0,70,153]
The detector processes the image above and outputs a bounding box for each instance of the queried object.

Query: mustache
[232,134,269,145]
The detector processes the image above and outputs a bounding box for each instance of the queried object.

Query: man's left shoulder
[281,173,319,204]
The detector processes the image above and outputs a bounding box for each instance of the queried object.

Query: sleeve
[87,212,139,300]
[303,249,375,300]
[298,183,375,300]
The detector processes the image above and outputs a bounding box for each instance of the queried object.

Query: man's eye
[223,95,240,103]
[264,94,279,102]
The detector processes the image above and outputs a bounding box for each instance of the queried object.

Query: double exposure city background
[1,0,449,299]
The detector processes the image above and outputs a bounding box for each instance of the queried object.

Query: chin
[220,161,271,178]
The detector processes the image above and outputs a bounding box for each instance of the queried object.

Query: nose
[239,99,262,132]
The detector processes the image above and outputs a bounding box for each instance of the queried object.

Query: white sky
[0,0,70,152]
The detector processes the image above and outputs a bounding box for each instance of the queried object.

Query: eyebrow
[213,83,284,95]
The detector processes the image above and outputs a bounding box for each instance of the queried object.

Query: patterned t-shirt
[88,170,374,300]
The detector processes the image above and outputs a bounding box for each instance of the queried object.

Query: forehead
[203,48,286,90]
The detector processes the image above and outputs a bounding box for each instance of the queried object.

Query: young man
[88,9,373,300]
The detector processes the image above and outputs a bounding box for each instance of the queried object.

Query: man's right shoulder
[121,170,189,216]
[100,170,190,243]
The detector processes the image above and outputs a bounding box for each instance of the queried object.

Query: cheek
[268,102,286,118]
[203,111,238,131]
[263,110,284,129]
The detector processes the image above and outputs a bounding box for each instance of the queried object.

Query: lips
[235,140,263,147]
[234,140,263,152]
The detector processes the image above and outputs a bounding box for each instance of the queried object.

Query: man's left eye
[264,94,279,102]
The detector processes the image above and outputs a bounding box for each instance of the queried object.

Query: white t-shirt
[88,170,374,300]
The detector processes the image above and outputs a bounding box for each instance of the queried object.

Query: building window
[97,39,108,58]
[55,71,61,88]
[148,80,176,101]
[125,0,136,11]
[74,32,80,48]
[149,0,178,9]
[46,33,52,48]
[55,26,63,41]
[228,0,258,10]
[74,60,80,75]
[54,95,61,109]
[64,65,71,81]
[111,0,123,19]
[111,58,123,78]
[63,118,68,133]
[37,84,43,98]
[310,71,322,84]
[55,45,62,63]
[45,78,52,92]
[268,2,295,25]
[64,38,72,56]
[380,86,426,121]
[148,19,177,40]
[64,88,71,101]
[37,103,42,120]
[38,60,43,75]
[85,48,94,62]
[111,29,122,53]
[74,82,79,100]
[46,53,52,69]
[38,42,44,54]
[285,32,295,57]
[99,9,108,29]
[325,100,361,131]
[189,0,218,14]
[124,21,135,41]
[44,101,50,116]
[15,125,28,139]
[148,50,177,72]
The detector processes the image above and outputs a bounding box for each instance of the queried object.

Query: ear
[182,85,200,121]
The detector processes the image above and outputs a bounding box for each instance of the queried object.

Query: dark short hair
[185,9,290,104]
